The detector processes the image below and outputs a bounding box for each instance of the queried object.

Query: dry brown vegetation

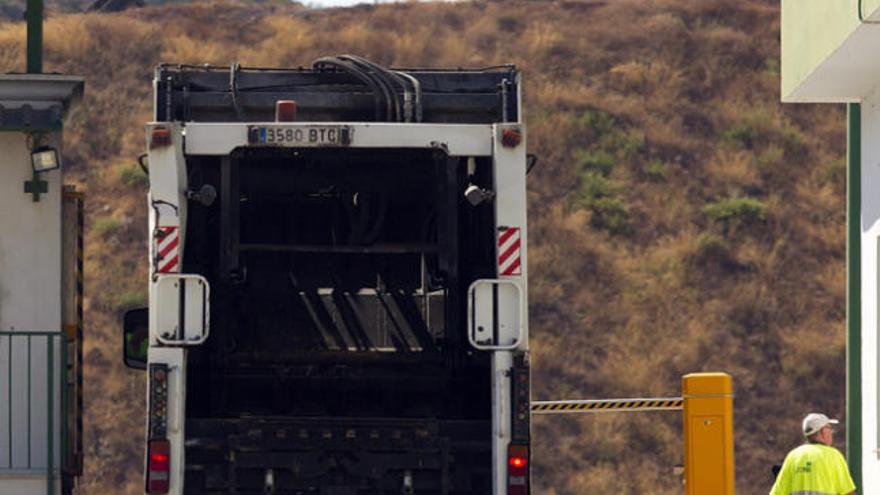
[0,0,850,493]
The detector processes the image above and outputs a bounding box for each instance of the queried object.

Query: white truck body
[133,61,530,495]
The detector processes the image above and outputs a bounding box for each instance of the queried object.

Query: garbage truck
[123,55,531,495]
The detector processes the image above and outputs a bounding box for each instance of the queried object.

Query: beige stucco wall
[0,471,61,495]
[0,132,63,473]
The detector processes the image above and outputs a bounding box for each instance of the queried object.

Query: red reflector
[502,128,522,148]
[150,127,171,148]
[508,444,530,495]
[147,439,170,494]
[276,100,298,122]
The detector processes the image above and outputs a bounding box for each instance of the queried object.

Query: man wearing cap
[769,413,856,495]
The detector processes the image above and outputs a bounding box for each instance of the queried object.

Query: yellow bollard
[682,372,735,495]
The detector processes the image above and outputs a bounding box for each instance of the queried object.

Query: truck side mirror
[123,307,148,369]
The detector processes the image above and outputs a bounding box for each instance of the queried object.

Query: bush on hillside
[721,108,808,160]
[574,149,615,176]
[703,196,767,231]
[575,171,631,235]
[588,196,631,235]
[575,109,644,164]
[571,109,646,235]
[644,160,668,182]
[92,216,122,237]
[117,162,149,188]
[116,289,146,312]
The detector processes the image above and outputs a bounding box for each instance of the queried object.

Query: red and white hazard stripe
[155,226,180,273]
[498,227,522,276]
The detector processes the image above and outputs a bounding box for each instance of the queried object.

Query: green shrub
[598,128,644,160]
[575,149,616,176]
[720,121,757,149]
[576,109,616,138]
[577,170,616,203]
[92,216,121,237]
[572,109,643,181]
[578,110,644,160]
[721,109,806,159]
[575,171,631,235]
[116,290,146,311]
[703,197,767,229]
[644,160,668,182]
[118,162,148,188]
[588,196,631,235]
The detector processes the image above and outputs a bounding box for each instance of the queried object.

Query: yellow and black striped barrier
[532,373,735,495]
[531,397,683,414]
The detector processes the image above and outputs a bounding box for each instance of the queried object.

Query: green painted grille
[0,331,70,495]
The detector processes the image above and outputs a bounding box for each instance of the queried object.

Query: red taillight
[508,444,529,495]
[275,100,298,122]
[501,127,522,148]
[150,127,171,148]
[147,439,170,493]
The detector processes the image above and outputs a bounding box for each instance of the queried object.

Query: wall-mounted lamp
[31,146,60,172]
[24,138,58,201]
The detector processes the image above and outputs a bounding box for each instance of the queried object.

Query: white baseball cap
[802,413,840,436]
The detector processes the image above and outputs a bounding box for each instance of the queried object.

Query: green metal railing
[1,331,69,495]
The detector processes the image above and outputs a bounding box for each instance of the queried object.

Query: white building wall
[0,132,64,493]
[0,132,64,331]
[861,88,880,494]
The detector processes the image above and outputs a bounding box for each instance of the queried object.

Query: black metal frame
[154,64,519,124]
[184,417,491,495]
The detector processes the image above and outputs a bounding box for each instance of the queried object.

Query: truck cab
[125,56,530,495]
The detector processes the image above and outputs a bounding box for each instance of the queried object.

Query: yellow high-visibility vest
[769,443,856,495]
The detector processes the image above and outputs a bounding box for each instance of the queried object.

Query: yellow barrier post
[682,372,734,495]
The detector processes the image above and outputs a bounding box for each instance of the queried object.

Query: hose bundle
[312,55,423,123]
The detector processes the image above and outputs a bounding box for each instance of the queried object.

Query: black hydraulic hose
[341,55,408,122]
[328,56,395,121]
[312,57,385,121]
[337,55,399,122]
[374,65,418,122]
[394,70,422,122]
[229,62,246,121]
[313,57,385,120]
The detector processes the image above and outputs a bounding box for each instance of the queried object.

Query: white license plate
[248,125,352,147]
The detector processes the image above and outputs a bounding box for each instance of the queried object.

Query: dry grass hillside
[0,0,850,493]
